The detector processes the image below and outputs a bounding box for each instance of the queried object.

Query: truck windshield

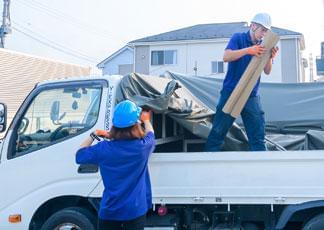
[13,85,102,155]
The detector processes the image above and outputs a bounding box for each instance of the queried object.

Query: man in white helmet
[205,13,279,152]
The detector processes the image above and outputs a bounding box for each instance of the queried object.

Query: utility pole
[0,0,11,48]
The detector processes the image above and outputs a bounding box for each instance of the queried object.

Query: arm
[140,111,154,134]
[140,110,156,156]
[80,135,94,148]
[76,131,107,164]
[76,134,97,164]
[143,120,154,134]
[263,46,279,75]
[80,130,110,148]
[263,58,272,75]
[223,45,266,62]
[223,49,248,62]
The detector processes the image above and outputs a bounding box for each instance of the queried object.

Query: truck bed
[150,151,324,205]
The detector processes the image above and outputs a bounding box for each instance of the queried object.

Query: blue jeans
[205,90,266,151]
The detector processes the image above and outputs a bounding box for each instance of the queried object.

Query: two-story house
[98,22,306,83]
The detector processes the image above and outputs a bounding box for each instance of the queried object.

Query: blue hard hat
[112,100,142,128]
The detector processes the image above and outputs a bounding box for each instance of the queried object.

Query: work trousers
[205,89,266,151]
[98,214,146,230]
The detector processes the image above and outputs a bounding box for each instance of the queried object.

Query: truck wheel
[40,207,96,230]
[303,213,324,230]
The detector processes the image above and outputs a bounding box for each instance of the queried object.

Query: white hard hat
[251,13,272,30]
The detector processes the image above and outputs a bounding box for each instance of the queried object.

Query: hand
[140,111,151,122]
[270,46,279,59]
[246,45,266,57]
[95,130,110,138]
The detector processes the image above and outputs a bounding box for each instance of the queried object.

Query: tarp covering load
[165,71,324,132]
[165,71,324,150]
[116,73,214,138]
[116,72,324,151]
[116,73,250,151]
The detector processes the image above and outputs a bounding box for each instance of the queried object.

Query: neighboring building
[129,22,306,83]
[316,42,324,77]
[97,45,134,75]
[98,22,306,83]
[0,48,91,129]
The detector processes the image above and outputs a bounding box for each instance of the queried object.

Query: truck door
[0,80,107,226]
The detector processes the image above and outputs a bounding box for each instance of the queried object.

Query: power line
[15,0,117,40]
[13,26,97,64]
[12,23,98,64]
[13,21,98,61]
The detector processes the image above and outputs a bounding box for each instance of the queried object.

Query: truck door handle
[78,164,98,173]
[193,197,204,202]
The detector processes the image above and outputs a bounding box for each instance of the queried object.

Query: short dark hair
[109,123,145,140]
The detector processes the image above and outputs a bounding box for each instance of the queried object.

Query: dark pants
[98,214,146,230]
[205,89,266,151]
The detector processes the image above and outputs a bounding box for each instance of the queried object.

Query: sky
[2,0,324,79]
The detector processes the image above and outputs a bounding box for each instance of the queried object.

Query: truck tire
[40,207,96,230]
[303,213,324,230]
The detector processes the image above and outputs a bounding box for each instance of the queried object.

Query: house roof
[97,45,133,68]
[130,22,302,44]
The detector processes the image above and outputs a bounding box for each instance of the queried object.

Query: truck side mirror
[50,101,60,122]
[50,101,66,125]
[0,103,7,133]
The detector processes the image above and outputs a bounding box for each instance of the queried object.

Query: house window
[211,61,224,73]
[151,50,177,65]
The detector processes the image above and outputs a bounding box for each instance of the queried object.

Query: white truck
[1,74,324,230]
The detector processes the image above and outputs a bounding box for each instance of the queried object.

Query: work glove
[140,111,151,122]
[246,45,266,57]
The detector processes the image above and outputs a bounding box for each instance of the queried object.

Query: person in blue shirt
[76,100,156,230]
[205,13,279,152]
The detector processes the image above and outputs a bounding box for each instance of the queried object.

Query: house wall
[118,64,133,75]
[135,46,150,74]
[102,49,133,75]
[143,40,283,82]
[281,38,299,83]
[148,43,188,76]
[185,42,227,77]
[148,42,228,77]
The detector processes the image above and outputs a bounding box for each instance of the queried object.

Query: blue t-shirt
[223,31,260,96]
[76,132,156,221]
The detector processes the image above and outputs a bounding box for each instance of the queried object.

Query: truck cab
[0,76,122,230]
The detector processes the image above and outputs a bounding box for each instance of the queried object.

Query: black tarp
[116,72,324,151]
